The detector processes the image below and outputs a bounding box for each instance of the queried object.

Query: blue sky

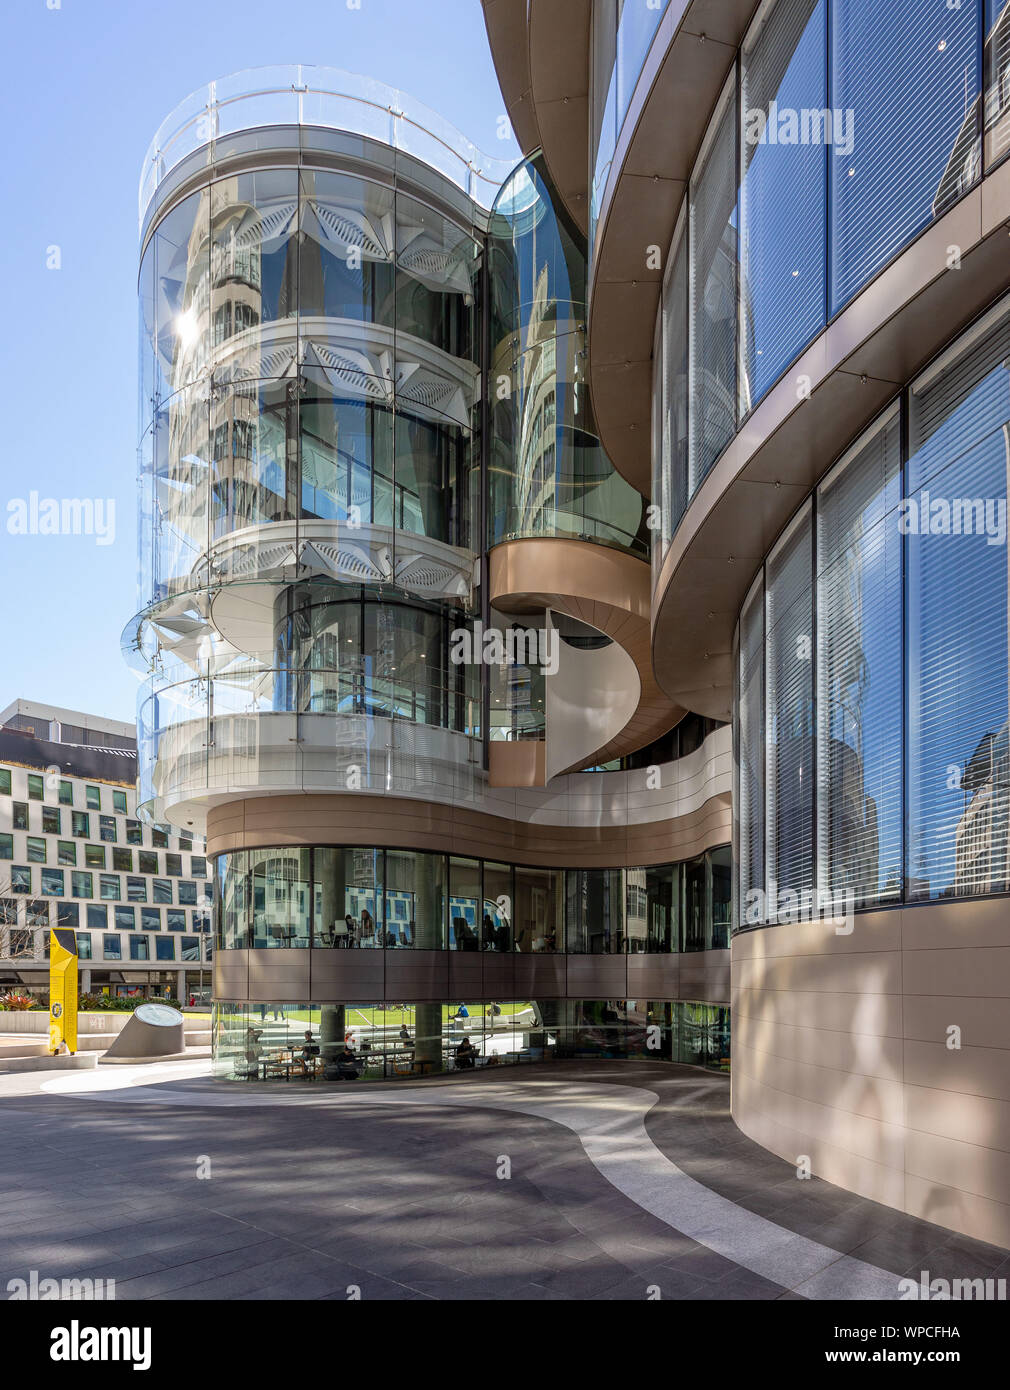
[0,0,517,724]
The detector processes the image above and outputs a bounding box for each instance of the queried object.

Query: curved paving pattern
[37,1063,903,1298]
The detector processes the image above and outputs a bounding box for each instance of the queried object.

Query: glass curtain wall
[215,846,732,952]
[655,0,997,553]
[489,154,645,556]
[735,292,1010,923]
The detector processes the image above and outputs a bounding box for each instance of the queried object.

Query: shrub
[0,992,44,1012]
[77,995,183,1013]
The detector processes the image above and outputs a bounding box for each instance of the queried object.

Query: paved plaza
[0,1061,1005,1301]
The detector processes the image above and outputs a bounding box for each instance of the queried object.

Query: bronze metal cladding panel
[448,955,484,998]
[309,950,385,1003]
[206,794,731,870]
[247,949,311,1003]
[565,955,629,998]
[383,950,449,1002]
[481,954,516,1001]
[214,950,249,1001]
[677,949,731,1003]
[626,954,681,1000]
[514,954,567,999]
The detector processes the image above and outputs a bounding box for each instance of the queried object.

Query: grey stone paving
[0,1060,1005,1300]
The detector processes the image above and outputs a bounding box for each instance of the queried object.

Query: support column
[413,1002,444,1074]
[320,1004,345,1070]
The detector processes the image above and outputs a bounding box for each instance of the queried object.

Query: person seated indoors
[335,1043,358,1080]
[455,1036,477,1070]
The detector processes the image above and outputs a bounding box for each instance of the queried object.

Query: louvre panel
[689,74,739,493]
[907,304,1010,900]
[816,411,903,907]
[765,503,814,910]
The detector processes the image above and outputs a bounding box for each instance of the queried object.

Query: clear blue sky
[0,0,518,724]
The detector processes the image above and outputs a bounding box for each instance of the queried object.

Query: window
[84,844,106,869]
[740,0,827,413]
[103,934,122,960]
[99,874,120,901]
[13,802,28,831]
[155,936,175,961]
[816,409,903,907]
[58,780,73,805]
[27,900,49,928]
[113,790,128,814]
[766,503,815,913]
[56,901,79,927]
[181,936,201,962]
[689,71,739,493]
[138,851,158,876]
[85,786,101,810]
[565,869,625,952]
[129,936,150,962]
[26,838,46,864]
[125,820,143,845]
[167,909,186,932]
[0,833,11,860]
[165,853,182,877]
[657,213,688,556]
[907,303,1010,900]
[99,816,117,843]
[127,877,147,903]
[86,903,107,929]
[41,807,60,835]
[0,768,10,795]
[10,866,30,893]
[57,840,76,866]
[829,0,982,313]
[41,869,63,897]
[72,811,89,838]
[112,847,132,872]
[75,932,92,960]
[27,774,44,801]
[114,906,135,930]
[151,828,168,848]
[985,0,1010,169]
[71,871,93,898]
[191,856,207,877]
[737,576,766,922]
[177,880,197,905]
[153,878,172,904]
[0,898,18,925]
[140,907,161,931]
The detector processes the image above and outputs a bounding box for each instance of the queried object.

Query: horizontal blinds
[816,412,903,906]
[765,504,814,909]
[830,0,982,313]
[689,78,738,493]
[738,577,766,922]
[907,307,1010,899]
[740,0,827,409]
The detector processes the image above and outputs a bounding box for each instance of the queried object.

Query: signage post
[48,928,78,1055]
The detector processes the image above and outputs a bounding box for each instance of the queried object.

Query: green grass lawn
[241,1003,532,1029]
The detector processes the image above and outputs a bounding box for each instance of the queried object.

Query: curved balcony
[489,537,683,778]
[140,64,519,227]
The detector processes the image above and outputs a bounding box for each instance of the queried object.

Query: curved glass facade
[215,843,732,953]
[131,110,490,823]
[489,155,646,556]
[590,0,672,249]
[735,292,1010,924]
[651,0,1008,562]
[214,997,730,1081]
